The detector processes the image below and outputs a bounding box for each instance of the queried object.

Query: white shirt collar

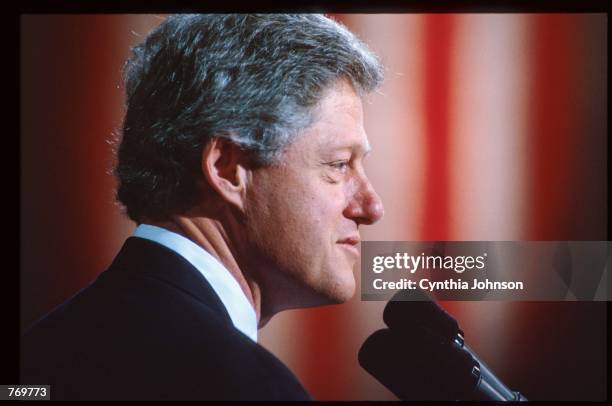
[133,224,258,342]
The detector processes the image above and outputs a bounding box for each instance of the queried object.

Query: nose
[343,174,384,225]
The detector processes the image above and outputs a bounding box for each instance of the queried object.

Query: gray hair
[115,14,383,222]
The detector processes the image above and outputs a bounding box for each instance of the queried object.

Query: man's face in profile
[242,80,384,310]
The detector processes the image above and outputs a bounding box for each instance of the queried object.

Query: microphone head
[383,289,461,343]
[358,327,479,400]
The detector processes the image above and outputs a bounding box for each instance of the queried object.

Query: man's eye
[329,161,349,172]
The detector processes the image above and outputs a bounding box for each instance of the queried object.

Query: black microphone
[383,287,463,345]
[359,290,527,401]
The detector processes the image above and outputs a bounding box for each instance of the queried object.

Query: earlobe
[201,137,250,212]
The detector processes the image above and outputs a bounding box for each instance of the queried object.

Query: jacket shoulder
[21,240,310,400]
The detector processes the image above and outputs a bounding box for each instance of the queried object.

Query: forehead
[296,81,370,155]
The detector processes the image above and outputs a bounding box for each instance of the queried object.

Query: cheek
[279,191,328,243]
[298,185,346,228]
[249,167,349,248]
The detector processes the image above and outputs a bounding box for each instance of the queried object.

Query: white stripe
[449,14,530,240]
[448,14,531,366]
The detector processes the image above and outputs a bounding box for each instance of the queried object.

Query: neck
[147,215,264,327]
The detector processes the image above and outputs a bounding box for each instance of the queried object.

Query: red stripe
[420,15,456,241]
[527,15,582,240]
[295,305,355,399]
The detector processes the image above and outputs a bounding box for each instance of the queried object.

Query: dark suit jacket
[20,237,311,400]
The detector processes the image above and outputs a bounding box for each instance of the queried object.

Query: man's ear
[201,137,251,213]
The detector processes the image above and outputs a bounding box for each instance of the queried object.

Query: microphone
[383,287,463,345]
[359,290,527,401]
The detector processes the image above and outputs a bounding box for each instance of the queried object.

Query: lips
[337,236,361,257]
[338,236,360,246]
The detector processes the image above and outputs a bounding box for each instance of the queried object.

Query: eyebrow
[325,139,372,156]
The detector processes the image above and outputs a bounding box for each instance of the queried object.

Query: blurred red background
[21,14,607,400]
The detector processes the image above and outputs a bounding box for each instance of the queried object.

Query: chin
[322,272,356,304]
[275,261,357,309]
[328,289,355,304]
